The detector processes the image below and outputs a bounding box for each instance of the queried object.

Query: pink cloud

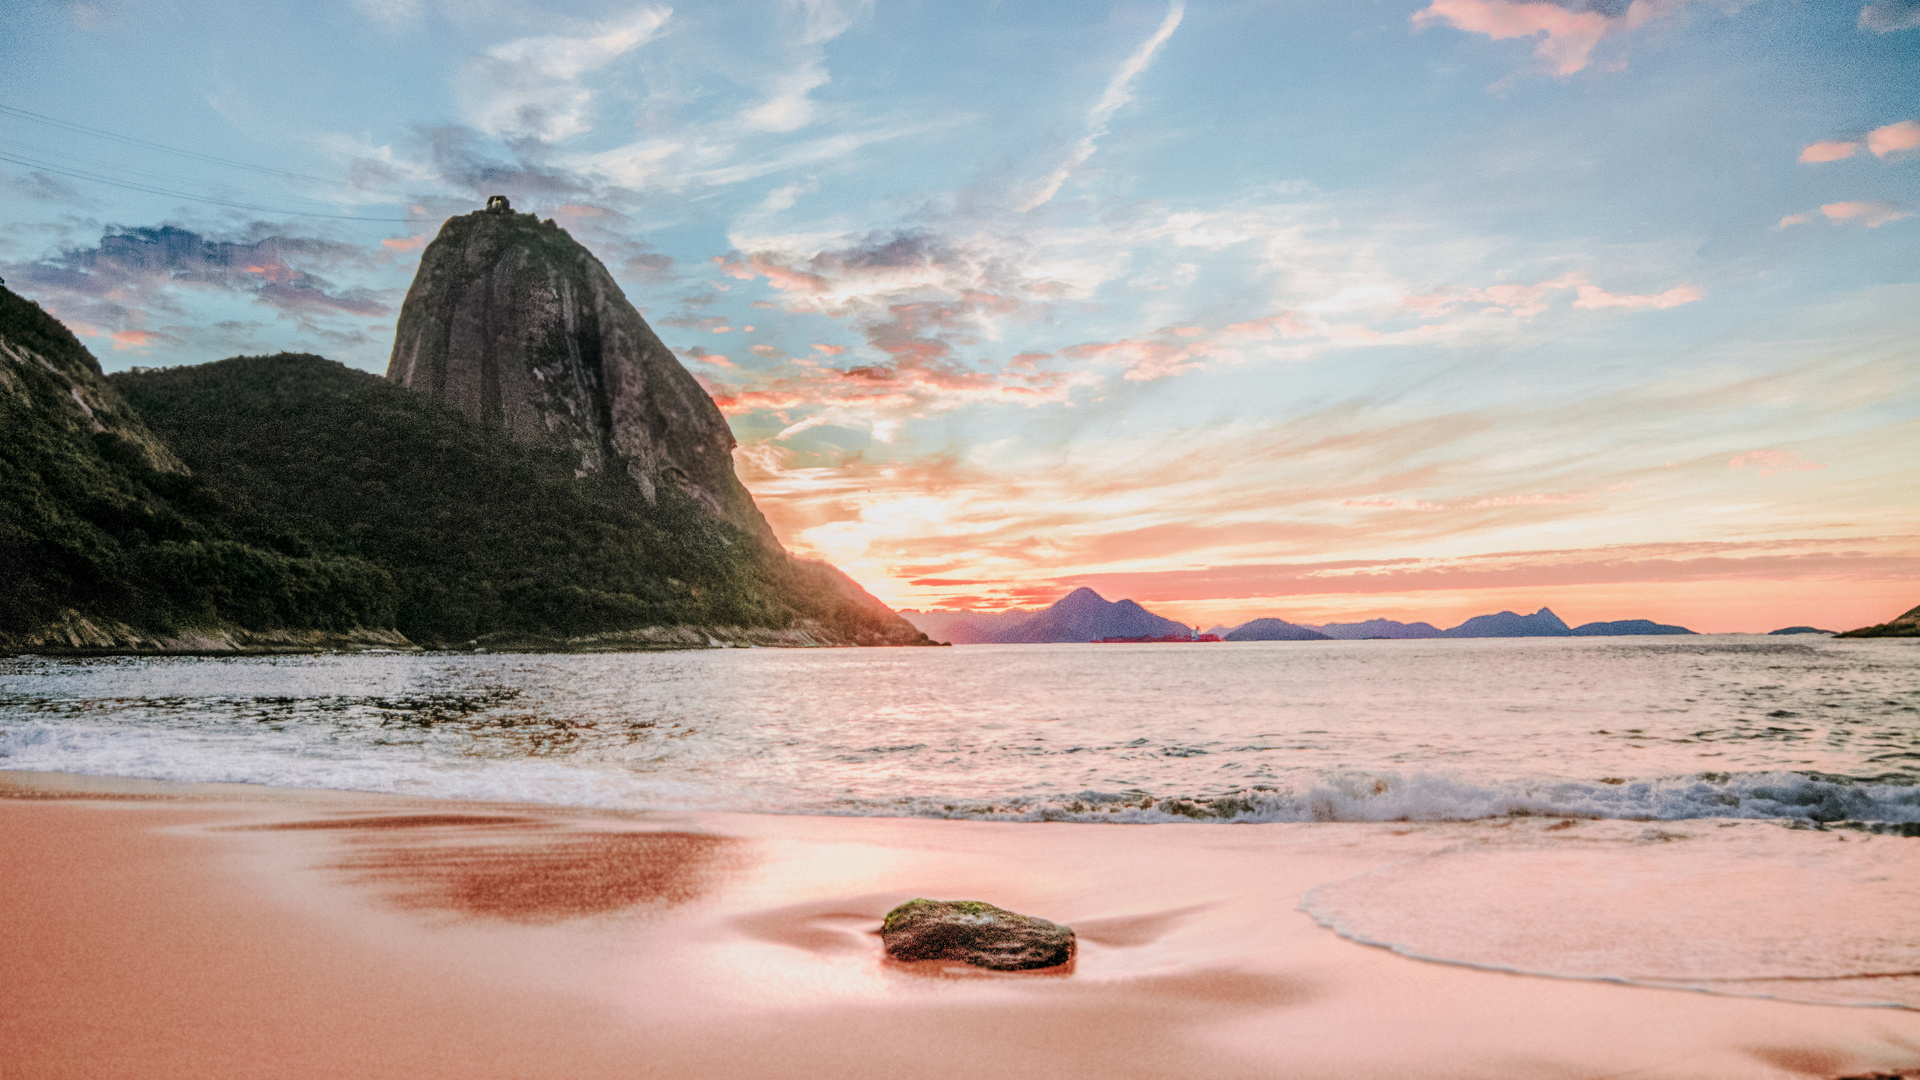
[812,344,847,355]
[1820,201,1912,227]
[1868,119,1920,158]
[706,348,1102,416]
[1060,337,1205,382]
[1343,489,1600,511]
[1411,0,1690,80]
[1570,281,1701,310]
[1343,497,1448,512]
[1799,140,1860,163]
[1776,213,1810,229]
[109,329,161,351]
[1411,272,1699,317]
[683,348,736,368]
[381,235,427,252]
[1728,450,1826,478]
[1225,313,1314,339]
[712,254,831,294]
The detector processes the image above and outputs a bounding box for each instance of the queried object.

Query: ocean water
[3,635,1917,824]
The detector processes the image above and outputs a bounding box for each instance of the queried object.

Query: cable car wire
[0,103,357,190]
[0,149,425,222]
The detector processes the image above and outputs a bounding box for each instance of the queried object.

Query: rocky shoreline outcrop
[1838,604,1920,638]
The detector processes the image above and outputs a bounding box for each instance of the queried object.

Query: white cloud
[742,59,830,133]
[1019,1,1185,211]
[737,0,872,133]
[460,7,671,142]
[792,0,872,45]
[1859,1,1920,32]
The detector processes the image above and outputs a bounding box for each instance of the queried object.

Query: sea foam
[5,718,1918,825]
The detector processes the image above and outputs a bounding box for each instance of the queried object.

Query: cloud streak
[1020,1,1184,211]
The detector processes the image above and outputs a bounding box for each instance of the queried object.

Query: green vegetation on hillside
[1838,604,1920,638]
[1,289,394,638]
[112,353,917,646]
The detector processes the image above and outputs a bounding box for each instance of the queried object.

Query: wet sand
[2,770,1916,1079]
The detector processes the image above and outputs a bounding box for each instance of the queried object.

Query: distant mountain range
[1434,608,1692,638]
[899,595,1701,644]
[1224,618,1328,641]
[1310,618,1441,640]
[897,588,1194,644]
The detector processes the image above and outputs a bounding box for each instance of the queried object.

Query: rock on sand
[880,899,1075,970]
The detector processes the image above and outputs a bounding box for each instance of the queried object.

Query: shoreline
[0,612,944,658]
[8,630,1904,659]
[4,768,1918,1079]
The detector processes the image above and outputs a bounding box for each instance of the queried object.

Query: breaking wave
[4,719,1918,827]
[826,769,1920,826]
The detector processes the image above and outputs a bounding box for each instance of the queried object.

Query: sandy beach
[3,769,1916,1080]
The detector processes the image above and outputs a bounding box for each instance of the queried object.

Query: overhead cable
[0,150,424,222]
[0,103,357,190]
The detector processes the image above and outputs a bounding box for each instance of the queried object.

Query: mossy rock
[880,898,1074,971]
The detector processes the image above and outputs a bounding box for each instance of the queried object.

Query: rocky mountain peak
[386,203,778,549]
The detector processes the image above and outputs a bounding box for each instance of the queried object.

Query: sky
[2,0,1916,633]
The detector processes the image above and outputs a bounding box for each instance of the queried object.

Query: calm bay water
[3,636,1917,823]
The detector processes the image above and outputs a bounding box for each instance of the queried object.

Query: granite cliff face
[387,200,777,548]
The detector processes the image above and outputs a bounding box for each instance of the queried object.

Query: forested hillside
[1,288,395,646]
[1,284,927,651]
[115,353,922,647]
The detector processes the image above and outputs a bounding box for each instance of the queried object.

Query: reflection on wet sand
[246,812,744,921]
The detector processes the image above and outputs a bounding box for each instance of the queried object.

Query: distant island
[900,594,1702,644]
[0,202,931,655]
[1224,618,1328,642]
[1768,626,1834,635]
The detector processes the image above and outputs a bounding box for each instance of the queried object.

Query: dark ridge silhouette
[1223,618,1330,642]
[1440,608,1574,638]
[1838,604,1920,638]
[1570,619,1695,636]
[1308,618,1442,640]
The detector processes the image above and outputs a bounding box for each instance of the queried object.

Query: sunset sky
[3,0,1916,631]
